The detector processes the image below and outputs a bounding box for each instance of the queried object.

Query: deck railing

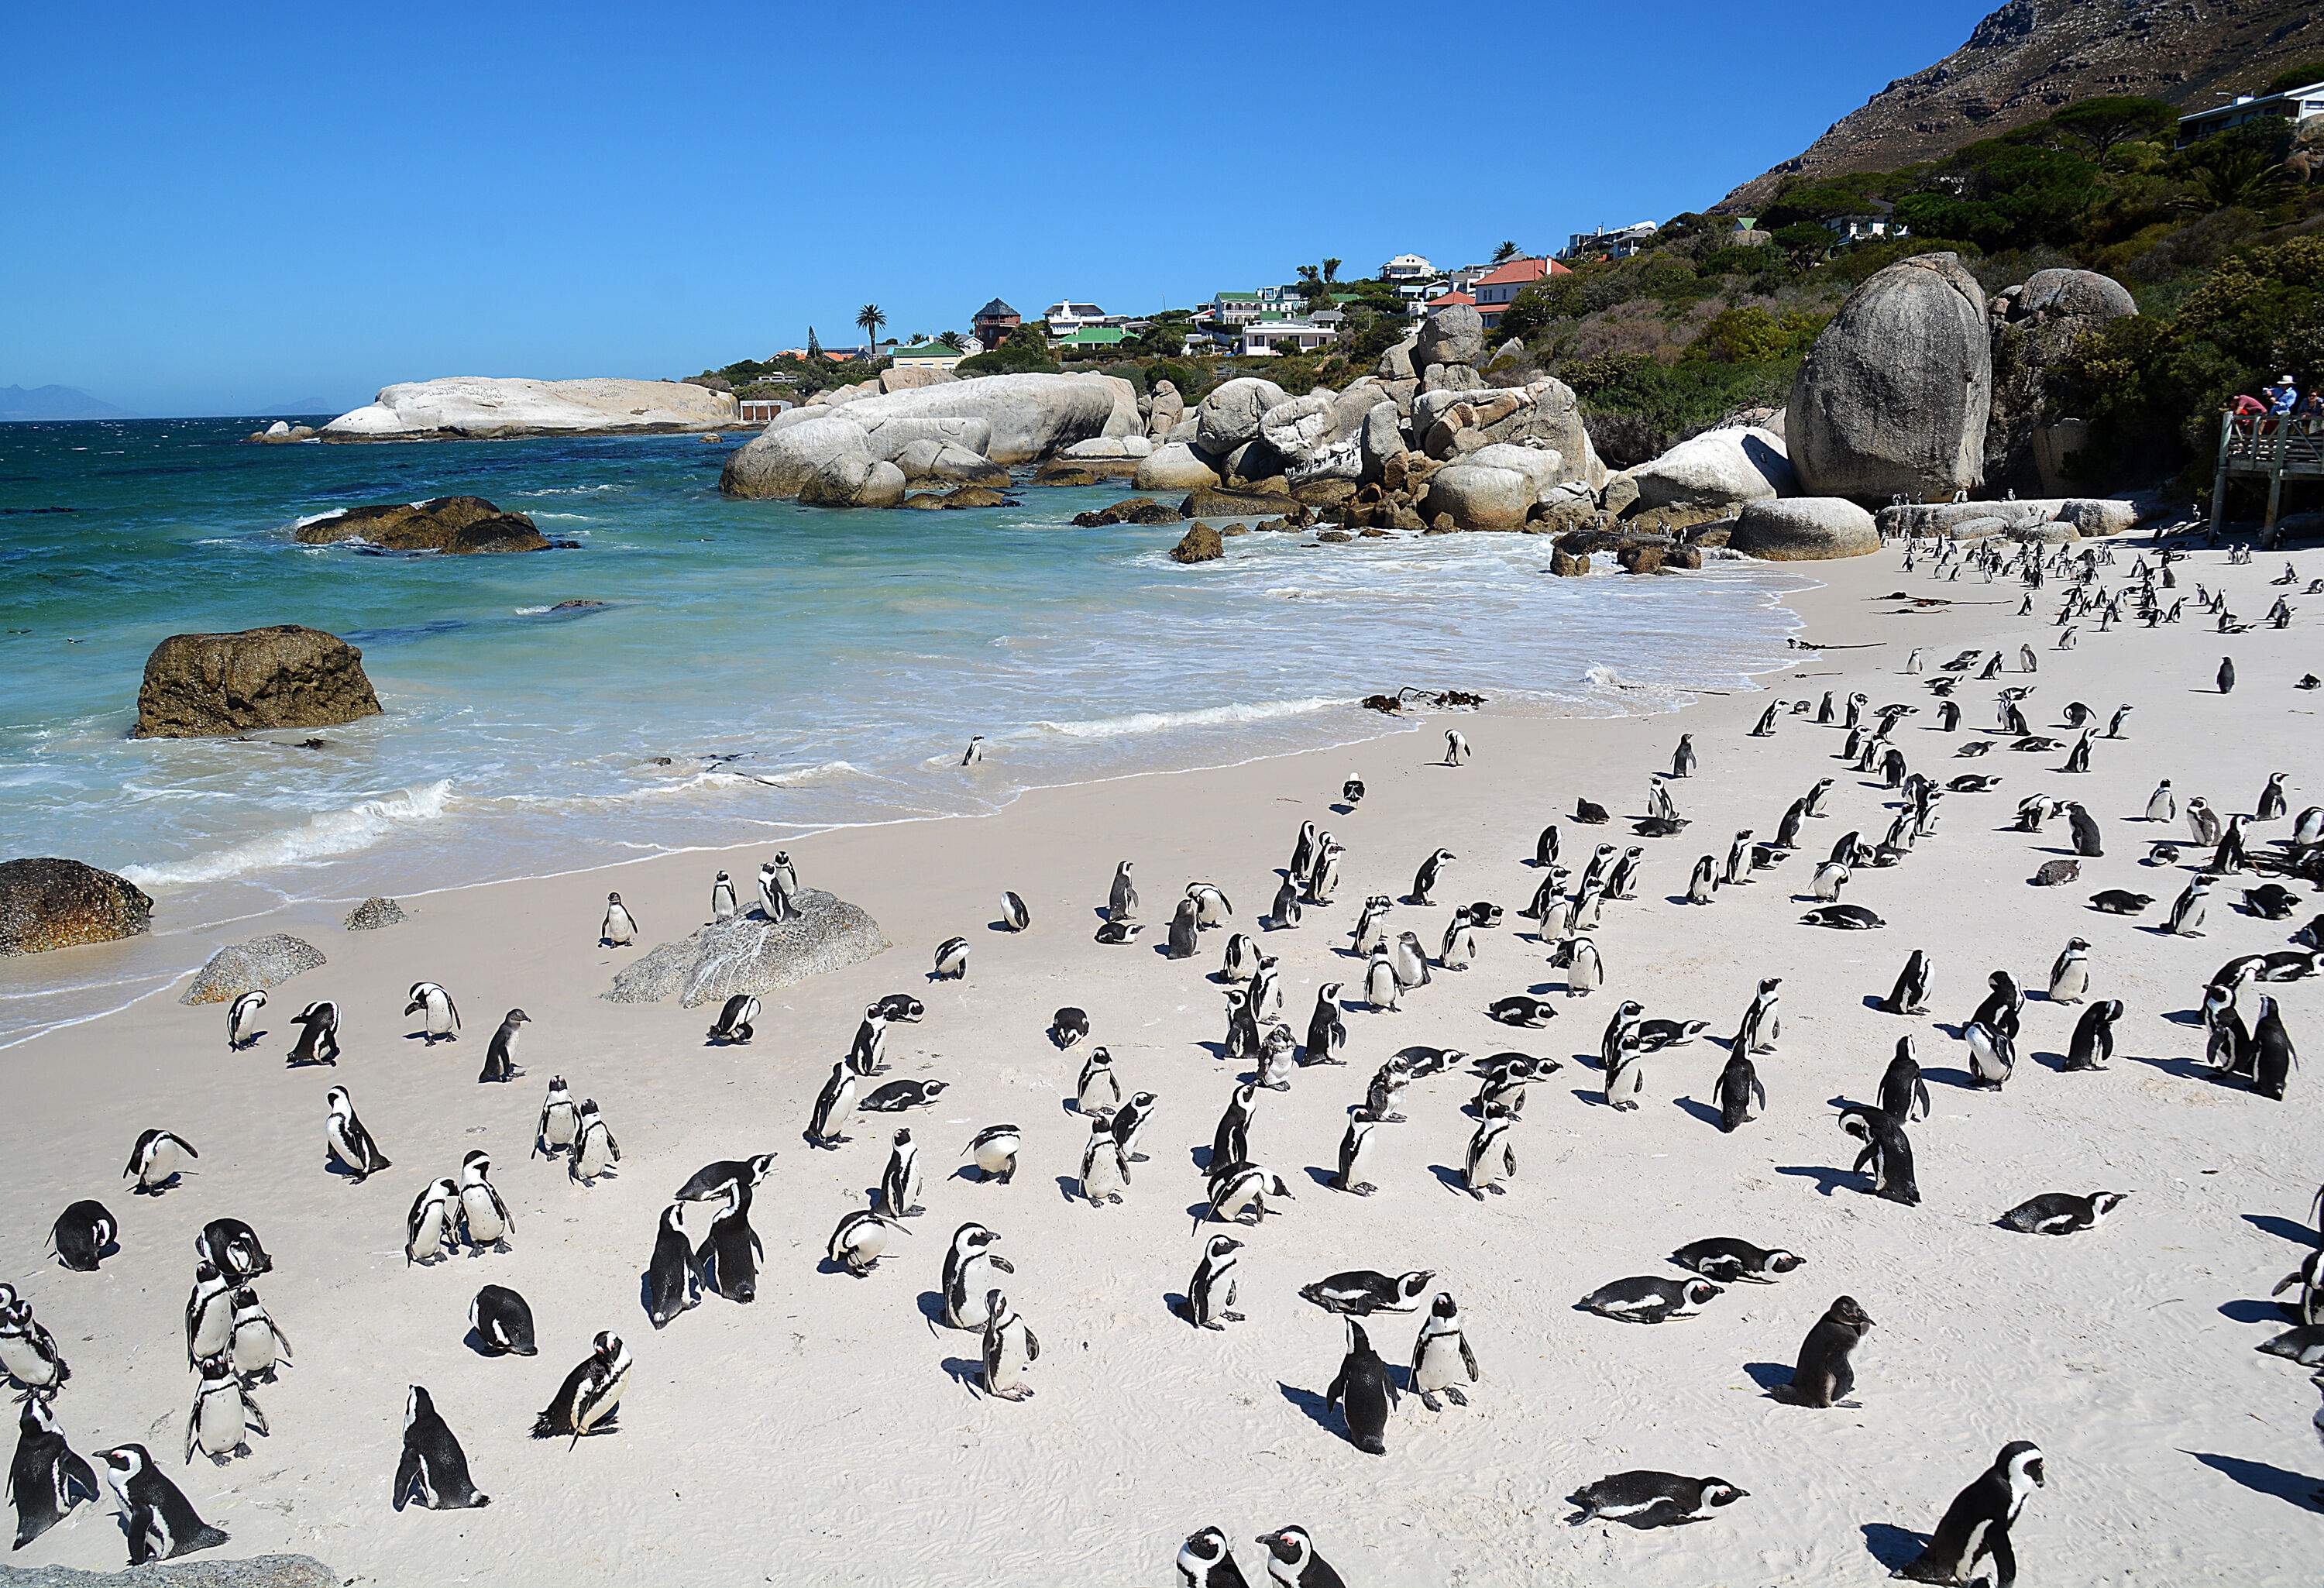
[2211,413,2324,534]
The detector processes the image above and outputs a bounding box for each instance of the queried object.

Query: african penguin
[96,1444,227,1563]
[394,1386,490,1510]
[468,1284,536,1355]
[531,1332,631,1442]
[1788,1294,1873,1408]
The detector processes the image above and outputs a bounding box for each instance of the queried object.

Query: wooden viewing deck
[2210,413,2324,534]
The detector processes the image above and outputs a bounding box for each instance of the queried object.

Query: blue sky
[2,2,1996,416]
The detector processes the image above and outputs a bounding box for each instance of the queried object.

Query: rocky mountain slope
[1714,0,2323,212]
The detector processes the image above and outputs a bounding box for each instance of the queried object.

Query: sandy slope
[2,538,2319,1587]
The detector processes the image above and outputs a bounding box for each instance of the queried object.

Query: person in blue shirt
[2266,374,2299,415]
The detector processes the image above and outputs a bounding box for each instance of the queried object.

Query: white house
[1824,213,1908,245]
[889,340,978,371]
[1239,321,1336,356]
[2178,80,2324,146]
[1560,222,1659,260]
[1043,301,1126,335]
[1379,253,1433,283]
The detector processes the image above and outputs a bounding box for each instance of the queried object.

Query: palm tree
[1491,240,1521,263]
[855,304,887,360]
[1322,257,1341,283]
[937,330,965,351]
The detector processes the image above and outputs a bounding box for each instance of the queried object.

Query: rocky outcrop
[721,373,1133,501]
[1143,379,1185,441]
[1421,443,1568,531]
[604,889,889,1006]
[247,421,317,445]
[1170,524,1225,563]
[0,1553,338,1587]
[1415,304,1486,370]
[1061,435,1154,460]
[1985,267,2137,495]
[1877,497,2137,539]
[1073,498,1182,528]
[1411,380,1604,487]
[1259,384,1386,485]
[1195,377,1291,453]
[1133,441,1221,492]
[135,626,383,739]
[324,378,734,440]
[1731,497,1882,560]
[892,438,1004,483]
[294,496,554,555]
[180,933,325,1004]
[0,858,153,955]
[345,895,405,930]
[1628,426,1796,510]
[1182,486,1301,521]
[1789,253,1992,502]
[899,485,1012,510]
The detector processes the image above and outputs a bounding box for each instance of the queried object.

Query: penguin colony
[5,530,2322,1583]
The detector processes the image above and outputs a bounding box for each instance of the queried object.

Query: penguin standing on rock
[710,871,737,922]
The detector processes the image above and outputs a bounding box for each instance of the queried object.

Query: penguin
[761,851,802,922]
[1074,1047,1122,1115]
[1893,1442,2045,1588]
[861,1078,947,1112]
[1686,854,1716,904]
[456,1151,512,1253]
[1965,1019,2016,1088]
[1714,1052,1765,1133]
[197,1217,271,1280]
[1410,847,1456,906]
[941,1224,1013,1330]
[1107,860,1139,922]
[1970,970,2024,1038]
[531,1332,631,1442]
[1332,1112,1381,1195]
[569,1099,621,1185]
[48,1199,117,1272]
[1391,930,1432,990]
[961,735,985,766]
[1325,1318,1397,1453]
[1883,950,1932,1016]
[184,1353,267,1463]
[393,1385,490,1511]
[1723,830,1752,887]
[2187,797,2223,844]
[324,1085,390,1181]
[1305,840,1342,906]
[1188,1233,1245,1329]
[1838,1105,1919,1205]
[404,1179,458,1267]
[1443,728,1470,765]
[8,1397,98,1548]
[480,1007,529,1083]
[1352,895,1394,954]
[1211,1082,1259,1171]
[2061,732,2090,774]
[285,999,340,1067]
[826,1206,904,1277]
[1672,733,1697,778]
[1187,881,1233,927]
[123,1128,198,1194]
[1305,986,1348,1065]
[533,1076,579,1159]
[1167,897,1202,959]
[1078,1115,1131,1207]
[978,1289,1040,1401]
[227,1287,291,1382]
[644,1204,697,1326]
[2273,1250,2324,1327]
[1363,1058,1412,1123]
[1463,1113,1518,1195]
[1198,1163,1294,1229]
[1749,700,1781,737]
[694,1186,761,1302]
[95,1445,226,1564]
[1363,949,1401,1012]
[1177,1527,1253,1588]
[1253,1527,1346,1588]
[1879,1038,1932,1121]
[1576,1275,1721,1324]
[2145,780,2176,823]
[2253,995,2297,1101]
[995,889,1031,933]
[405,980,460,1043]
[705,993,758,1044]
[2217,656,2236,694]
[599,892,638,947]
[805,1060,858,1148]
[1602,1038,1645,1112]
[1439,907,1478,971]
[1290,820,1318,880]
[2047,937,2091,1003]
[1999,1190,2129,1235]
[2089,889,2152,915]
[847,1005,896,1076]
[2166,875,2213,936]
[468,1284,536,1356]
[225,988,266,1051]
[1270,874,1304,929]
[1342,774,1364,806]
[1810,859,1849,901]
[710,870,737,923]
[0,1298,67,1397]
[1788,1294,1873,1408]
[1669,1238,1803,1284]
[932,936,970,980]
[1564,937,1602,997]
[2064,999,2123,1072]
[1738,977,1783,1054]
[2065,803,2102,858]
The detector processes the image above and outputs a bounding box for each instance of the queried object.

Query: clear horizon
[4,1,1996,417]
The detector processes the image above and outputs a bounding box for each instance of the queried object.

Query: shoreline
[5,538,2316,1586]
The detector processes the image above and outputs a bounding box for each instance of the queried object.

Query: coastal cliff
[323,376,734,441]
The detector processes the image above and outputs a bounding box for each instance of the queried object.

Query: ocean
[0,417,1806,1044]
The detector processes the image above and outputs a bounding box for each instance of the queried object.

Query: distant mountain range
[1715,0,2324,212]
[0,383,137,421]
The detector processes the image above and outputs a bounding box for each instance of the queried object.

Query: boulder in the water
[0,858,154,956]
[134,626,382,738]
[604,889,890,1006]
[295,496,554,555]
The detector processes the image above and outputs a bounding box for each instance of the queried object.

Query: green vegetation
[2262,61,2324,98]
[955,325,1061,376]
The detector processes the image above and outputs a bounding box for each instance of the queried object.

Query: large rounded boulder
[1985,267,2137,495]
[135,626,382,738]
[1789,253,1992,501]
[1195,377,1290,453]
[0,858,153,955]
[1731,497,1881,560]
[1134,442,1222,492]
[1628,425,1796,510]
[1414,304,1486,370]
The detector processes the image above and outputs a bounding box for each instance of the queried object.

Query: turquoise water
[0,418,1803,1040]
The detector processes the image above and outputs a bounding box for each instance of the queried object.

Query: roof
[1473,257,1555,287]
[891,342,958,359]
[1425,290,1476,308]
[1215,291,1263,303]
[2181,81,2324,124]
[1057,326,1126,345]
[973,299,1019,321]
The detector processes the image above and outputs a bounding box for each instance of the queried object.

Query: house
[1239,321,1336,356]
[1824,208,1907,245]
[1468,256,1570,328]
[1380,253,1433,283]
[1043,301,1126,336]
[890,341,975,372]
[2178,80,2324,146]
[1054,325,1128,353]
[1559,222,1660,260]
[971,298,1021,350]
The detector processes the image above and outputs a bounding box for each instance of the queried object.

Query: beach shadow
[1329,802,1357,816]
[1303,1166,1339,1191]
[939,1357,984,1394]
[1569,1088,1611,1109]
[1745,1361,1793,1394]
[1052,1175,1081,1204]
[2030,1050,2076,1073]
[1673,1097,1724,1129]
[2185,1451,2324,1511]
[1862,1523,1928,1572]
[1776,1165,1856,1198]
[2219,1297,2294,1325]
[1922,1064,1982,1091]
[915,1291,949,1332]
[1164,1291,1195,1324]
[2244,1212,2315,1244]
[1277,1381,1339,1436]
[2130,1055,2229,1084]
[1428,1164,1471,1196]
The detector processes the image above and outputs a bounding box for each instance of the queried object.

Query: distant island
[0,383,136,421]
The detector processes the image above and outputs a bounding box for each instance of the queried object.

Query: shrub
[957,325,1060,376]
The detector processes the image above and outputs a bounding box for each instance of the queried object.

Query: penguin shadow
[1742,1361,1794,1395]
[129,1175,187,1198]
[1301,1166,1339,1191]
[914,1291,950,1333]
[1164,1291,1196,1322]
[1427,1164,1470,1194]
[1775,1164,1860,1198]
[464,1325,530,1357]
[2127,1054,2233,1084]
[1329,802,1358,816]
[946,1164,988,1184]
[2243,1212,2315,1244]
[1860,1523,1930,1572]
[2161,1006,2205,1027]
[1671,1097,1724,1129]
[2028,1050,2077,1074]
[1918,1064,1982,1091]
[1568,1088,1612,1109]
[2183,1452,2324,1512]
[1276,1381,1341,1435]
[1052,1175,1081,1204]
[937,1357,984,1396]
[2218,1296,2297,1325]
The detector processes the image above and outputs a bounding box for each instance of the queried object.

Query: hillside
[1715,0,2324,214]
[0,383,136,421]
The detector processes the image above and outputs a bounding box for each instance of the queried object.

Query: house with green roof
[1054,325,1127,351]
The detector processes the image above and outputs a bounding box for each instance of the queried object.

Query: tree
[2047,96,2177,159]
[1770,221,1833,263]
[1322,257,1341,283]
[1294,264,1327,307]
[2172,122,2292,212]
[806,325,822,359]
[2262,60,2324,98]
[1495,283,1563,345]
[937,330,965,351]
[957,325,1060,376]
[1491,240,1520,263]
[854,304,887,359]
